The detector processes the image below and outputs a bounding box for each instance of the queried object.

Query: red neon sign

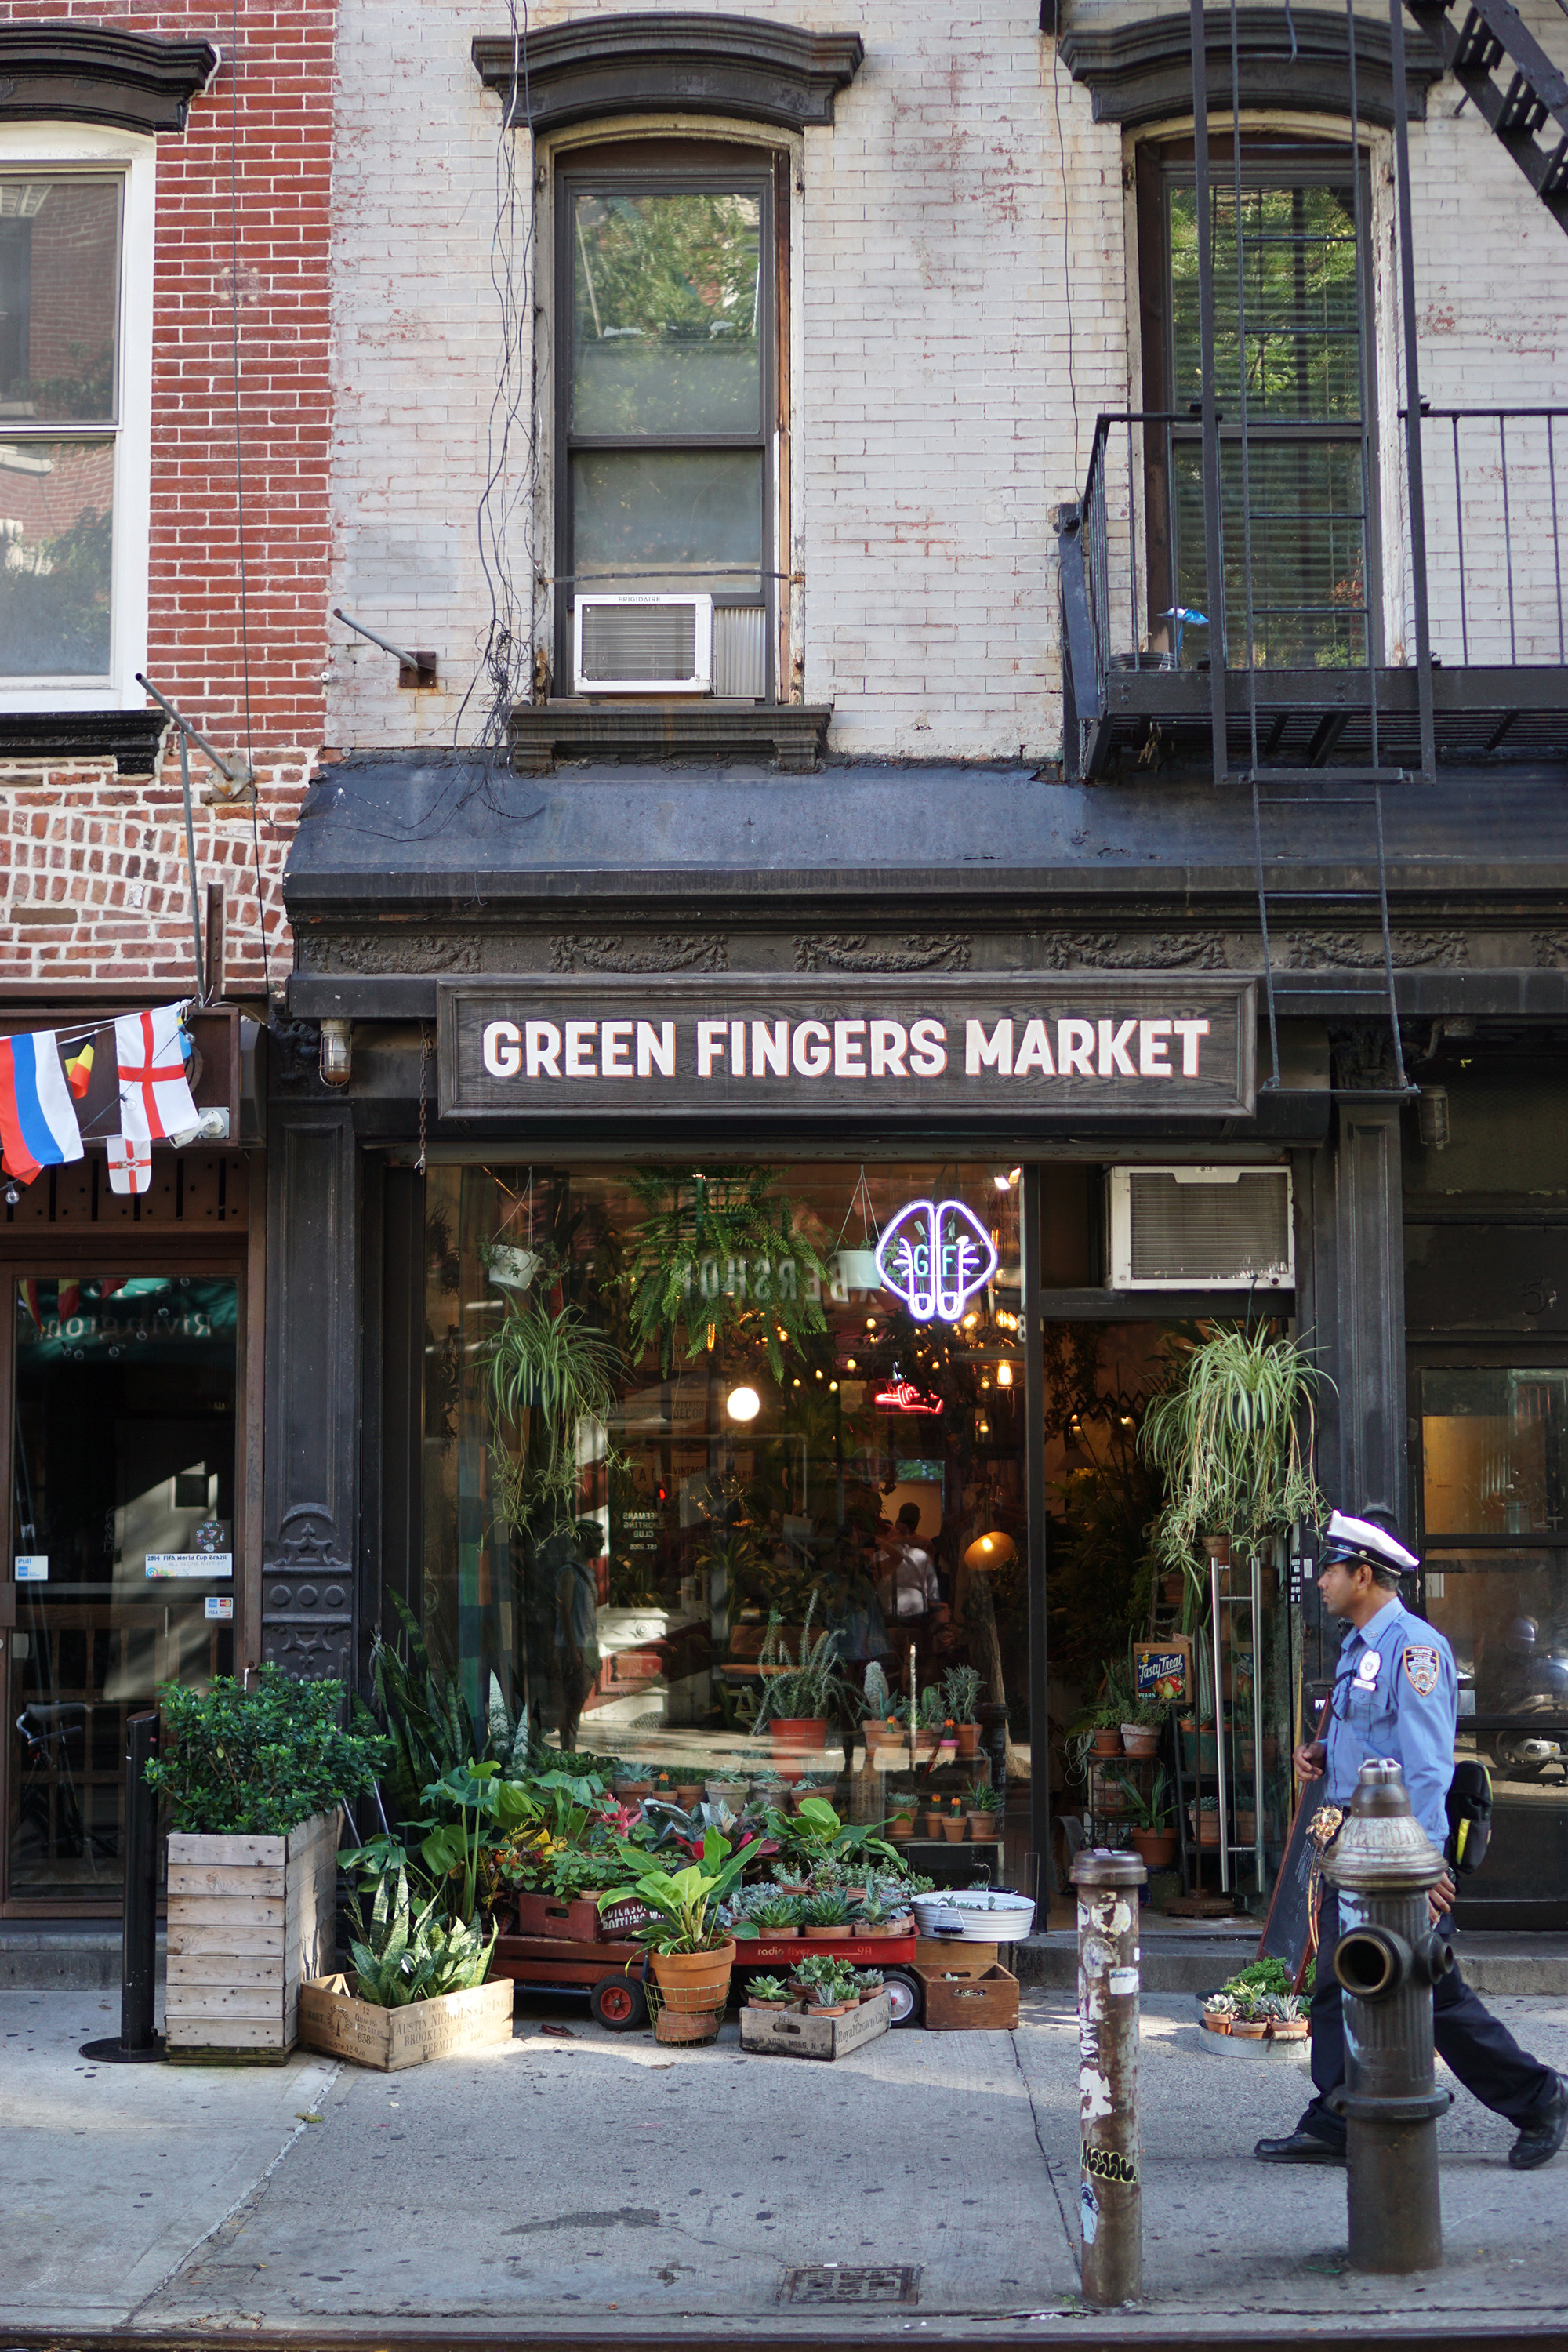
[873,1380,943,1414]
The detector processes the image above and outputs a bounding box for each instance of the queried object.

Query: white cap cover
[1321,1509,1420,1576]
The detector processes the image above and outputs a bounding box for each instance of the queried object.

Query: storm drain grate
[782,2266,922,2305]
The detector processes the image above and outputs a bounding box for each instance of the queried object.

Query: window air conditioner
[1107,1165,1294,1290]
[574,593,713,695]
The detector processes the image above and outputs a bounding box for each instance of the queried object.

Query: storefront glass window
[421,1162,1025,1833]
[6,1273,238,1901]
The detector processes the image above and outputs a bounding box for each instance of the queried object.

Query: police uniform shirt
[1323,1595,1458,1846]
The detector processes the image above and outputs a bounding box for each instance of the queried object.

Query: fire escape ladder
[1251,777,1414,1100]
[1406,0,1568,233]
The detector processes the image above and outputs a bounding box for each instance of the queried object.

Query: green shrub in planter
[144,1664,388,1835]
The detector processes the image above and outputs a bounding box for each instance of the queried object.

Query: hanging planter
[622,1167,833,1378]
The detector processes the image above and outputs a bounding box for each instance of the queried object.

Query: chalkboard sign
[1255,1778,1332,1989]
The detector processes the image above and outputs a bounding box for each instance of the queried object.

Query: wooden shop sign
[437,975,1257,1121]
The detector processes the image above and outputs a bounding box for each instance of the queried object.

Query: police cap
[1318,1509,1421,1577]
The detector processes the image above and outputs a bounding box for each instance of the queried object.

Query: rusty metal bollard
[1071,1848,1148,2307]
[1324,1759,1455,2274]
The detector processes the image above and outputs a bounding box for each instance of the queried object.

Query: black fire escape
[1054,0,1568,1083]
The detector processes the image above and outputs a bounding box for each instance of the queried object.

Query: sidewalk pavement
[2,1981,1566,2341]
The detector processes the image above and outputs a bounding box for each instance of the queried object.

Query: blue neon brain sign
[875,1198,1000,1323]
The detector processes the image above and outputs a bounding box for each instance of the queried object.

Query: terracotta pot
[941,1817,967,1842]
[1232,2019,1269,2040]
[858,1986,884,2004]
[1235,1810,1258,1845]
[747,1996,793,2012]
[1201,2012,1232,2035]
[655,2005,722,2044]
[1270,2020,1308,2042]
[1130,1828,1179,1869]
[956,1722,980,1759]
[651,1939,736,2014]
[616,1780,653,1801]
[924,1812,947,1838]
[675,1786,703,1810]
[1089,1729,1123,1758]
[1189,1806,1221,1848]
[770,1716,829,1782]
[887,1816,916,1838]
[1120,1726,1160,1758]
[807,2002,851,2018]
[966,1811,997,1839]
[808,1922,852,1940]
[1160,1572,1186,1607]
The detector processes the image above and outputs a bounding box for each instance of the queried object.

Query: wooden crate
[915,1936,999,1972]
[915,1963,1020,2031]
[298,1973,515,2071]
[165,1808,339,2061]
[510,1892,607,1940]
[739,1990,891,2061]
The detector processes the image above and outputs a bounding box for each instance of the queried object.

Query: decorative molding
[260,1505,354,1684]
[472,15,864,136]
[1287,929,1465,970]
[552,932,730,975]
[1057,9,1440,129]
[0,710,168,778]
[303,932,481,975]
[1036,929,1229,971]
[0,27,219,135]
[1534,931,1568,967]
[793,932,973,975]
[1330,1023,1403,1091]
[509,702,834,775]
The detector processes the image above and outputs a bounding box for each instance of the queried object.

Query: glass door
[1417,1367,1568,1921]
[5,1271,239,1907]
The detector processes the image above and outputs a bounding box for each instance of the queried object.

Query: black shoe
[1509,2076,1568,2171]
[1254,2131,1346,2165]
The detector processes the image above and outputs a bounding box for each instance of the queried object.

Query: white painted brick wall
[327,0,1568,764]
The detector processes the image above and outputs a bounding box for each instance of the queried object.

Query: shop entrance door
[1416,1364,1568,1927]
[2,1270,241,1910]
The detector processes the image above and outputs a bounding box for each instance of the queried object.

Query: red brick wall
[0,0,334,996]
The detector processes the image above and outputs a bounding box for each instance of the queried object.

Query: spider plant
[484,1292,622,1537]
[1139,1324,1329,1617]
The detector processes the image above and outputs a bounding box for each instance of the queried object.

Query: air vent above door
[1107,1165,1294,1289]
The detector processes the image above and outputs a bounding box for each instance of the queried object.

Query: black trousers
[1298,1889,1558,2146]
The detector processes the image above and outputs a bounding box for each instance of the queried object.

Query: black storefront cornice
[0,27,221,136]
[286,753,1568,913]
[0,708,169,775]
[470,15,865,135]
[1054,7,1441,128]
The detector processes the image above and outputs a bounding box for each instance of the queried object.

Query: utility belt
[1305,1803,1345,1959]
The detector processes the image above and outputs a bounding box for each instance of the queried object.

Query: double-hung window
[1139,139,1379,670]
[0,125,152,708]
[557,143,776,701]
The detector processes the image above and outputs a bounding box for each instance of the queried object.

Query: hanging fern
[483,1293,623,1537]
[1139,1325,1330,1602]
[620,1165,831,1377]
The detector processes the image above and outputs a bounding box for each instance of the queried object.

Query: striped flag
[64,1039,95,1100]
[0,1030,85,1185]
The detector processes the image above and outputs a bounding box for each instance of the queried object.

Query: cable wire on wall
[456,0,544,750]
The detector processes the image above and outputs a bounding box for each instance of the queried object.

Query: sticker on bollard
[1070,1848,1148,2309]
[1084,2145,1139,2186]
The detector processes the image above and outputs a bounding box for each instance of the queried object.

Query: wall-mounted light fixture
[319,1018,353,1087]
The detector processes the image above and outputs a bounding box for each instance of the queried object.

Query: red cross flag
[114,1005,199,1146]
[107,1135,152,1195]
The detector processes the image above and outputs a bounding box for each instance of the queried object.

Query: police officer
[1256,1509,1568,2170]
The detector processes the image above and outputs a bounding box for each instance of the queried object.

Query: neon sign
[875,1198,1000,1323]
[873,1379,943,1414]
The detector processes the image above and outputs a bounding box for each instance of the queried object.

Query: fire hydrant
[1324,1758,1457,2273]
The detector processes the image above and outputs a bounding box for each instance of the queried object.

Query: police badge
[1403,1642,1441,1697]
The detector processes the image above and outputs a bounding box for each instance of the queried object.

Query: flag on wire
[107,1136,152,1196]
[64,1040,95,1100]
[114,1005,198,1146]
[0,1029,85,1185]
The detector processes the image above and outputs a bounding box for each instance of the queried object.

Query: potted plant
[146,1665,387,2060]
[1267,1993,1308,2042]
[1230,1985,1269,2039]
[1140,1323,1327,1626]
[887,1802,916,1839]
[853,1967,885,2004]
[755,1599,854,1777]
[745,1973,793,2012]
[749,1892,803,1938]
[299,1862,511,2071]
[1119,1769,1178,1870]
[1201,1992,1236,2036]
[942,1797,967,1842]
[943,1665,984,1759]
[966,1780,1002,1841]
[597,1828,750,2024]
[801,1889,854,1940]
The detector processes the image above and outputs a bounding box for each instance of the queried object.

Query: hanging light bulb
[997,1363,1014,1388]
[726,1385,760,1423]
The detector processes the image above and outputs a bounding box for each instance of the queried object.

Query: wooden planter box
[740,1989,891,2061]
[165,1807,339,2062]
[915,1962,1020,2031]
[298,1972,514,2071]
[510,1891,606,1941]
